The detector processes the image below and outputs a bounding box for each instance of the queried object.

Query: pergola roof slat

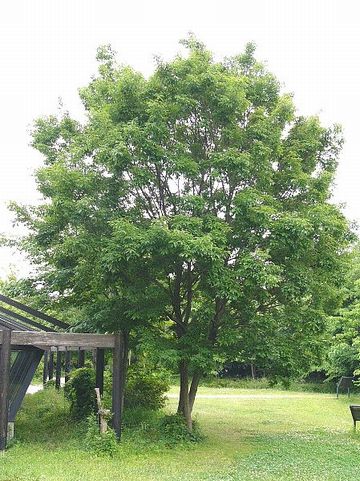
[0,294,69,330]
[0,306,53,332]
[0,313,33,331]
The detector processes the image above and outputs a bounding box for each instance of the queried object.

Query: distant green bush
[325,343,358,380]
[200,376,270,389]
[199,376,340,393]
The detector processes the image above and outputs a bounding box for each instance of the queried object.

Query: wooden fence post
[0,329,12,451]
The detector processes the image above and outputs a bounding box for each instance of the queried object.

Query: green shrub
[125,368,169,410]
[159,414,203,445]
[102,365,170,412]
[64,367,96,419]
[84,414,118,457]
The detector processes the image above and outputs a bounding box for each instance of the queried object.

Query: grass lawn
[1,386,360,481]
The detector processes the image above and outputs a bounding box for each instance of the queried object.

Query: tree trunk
[177,360,192,432]
[250,363,256,380]
[177,385,185,415]
[189,371,201,413]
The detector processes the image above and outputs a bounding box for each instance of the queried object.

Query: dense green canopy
[11,37,353,427]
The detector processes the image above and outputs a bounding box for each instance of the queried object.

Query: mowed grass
[1,386,360,481]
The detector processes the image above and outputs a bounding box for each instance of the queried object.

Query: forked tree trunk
[177,363,202,431]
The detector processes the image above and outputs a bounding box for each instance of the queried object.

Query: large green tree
[12,38,352,429]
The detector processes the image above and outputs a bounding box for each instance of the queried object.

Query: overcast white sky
[0,0,359,279]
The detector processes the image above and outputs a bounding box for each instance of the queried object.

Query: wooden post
[55,349,61,390]
[48,352,54,380]
[43,350,49,385]
[95,348,105,395]
[92,349,96,368]
[95,387,110,434]
[112,332,124,441]
[78,349,85,368]
[65,349,71,383]
[0,329,11,451]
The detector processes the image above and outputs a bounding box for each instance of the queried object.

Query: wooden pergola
[0,294,125,451]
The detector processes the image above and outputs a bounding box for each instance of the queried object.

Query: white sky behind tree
[0,0,359,279]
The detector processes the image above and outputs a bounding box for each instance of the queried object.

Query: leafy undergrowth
[1,387,360,480]
[13,388,77,446]
[12,389,202,452]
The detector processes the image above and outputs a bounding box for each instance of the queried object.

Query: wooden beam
[10,345,106,352]
[0,294,69,330]
[50,346,99,352]
[0,331,116,349]
[0,329,11,451]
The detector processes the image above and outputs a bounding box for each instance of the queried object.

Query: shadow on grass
[213,430,360,481]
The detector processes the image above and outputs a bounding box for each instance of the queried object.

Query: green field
[1,386,360,481]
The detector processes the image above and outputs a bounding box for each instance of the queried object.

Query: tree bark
[177,383,185,415]
[177,360,192,431]
[189,371,201,413]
